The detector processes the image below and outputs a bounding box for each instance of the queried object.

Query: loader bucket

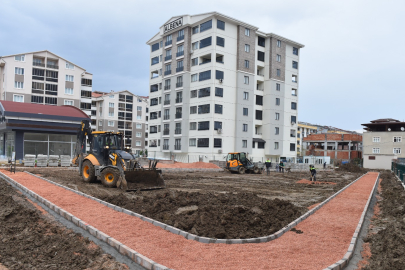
[123,169,165,191]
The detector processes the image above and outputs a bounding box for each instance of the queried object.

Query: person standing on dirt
[310,165,317,181]
[323,162,326,169]
[279,161,284,173]
[265,159,271,175]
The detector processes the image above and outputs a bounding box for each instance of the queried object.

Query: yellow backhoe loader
[226,152,263,174]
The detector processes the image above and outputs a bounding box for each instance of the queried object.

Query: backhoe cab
[226,152,263,174]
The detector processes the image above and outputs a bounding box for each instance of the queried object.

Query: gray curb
[323,173,380,270]
[0,171,172,270]
[23,171,369,245]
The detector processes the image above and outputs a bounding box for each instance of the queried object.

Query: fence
[392,161,405,182]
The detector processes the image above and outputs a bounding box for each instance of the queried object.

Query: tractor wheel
[253,167,260,174]
[238,166,246,174]
[82,160,96,183]
[101,167,120,188]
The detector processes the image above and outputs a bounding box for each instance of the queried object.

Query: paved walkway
[2,171,378,270]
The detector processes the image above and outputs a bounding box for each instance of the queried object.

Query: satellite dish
[388,128,391,131]
[401,127,405,131]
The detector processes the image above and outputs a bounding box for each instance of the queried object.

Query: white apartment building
[0,50,93,117]
[91,90,149,155]
[146,12,304,162]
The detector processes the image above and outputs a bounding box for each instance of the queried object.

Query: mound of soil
[157,161,220,169]
[296,179,336,185]
[0,178,127,270]
[363,171,405,269]
[98,191,305,239]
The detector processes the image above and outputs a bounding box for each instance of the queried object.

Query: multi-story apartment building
[0,50,93,117]
[91,90,149,155]
[362,118,405,169]
[146,12,304,162]
[297,122,318,156]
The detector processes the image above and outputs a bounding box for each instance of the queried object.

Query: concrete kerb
[23,171,368,245]
[323,173,380,270]
[0,171,171,270]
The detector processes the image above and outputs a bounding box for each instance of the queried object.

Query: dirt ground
[19,167,363,239]
[0,177,128,270]
[361,171,405,269]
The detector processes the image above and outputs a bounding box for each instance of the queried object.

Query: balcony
[175,98,182,103]
[150,130,157,134]
[165,40,172,46]
[177,35,184,42]
[175,128,182,134]
[47,64,59,69]
[176,66,184,73]
[174,145,181,150]
[32,76,44,81]
[33,62,45,67]
[175,113,182,119]
[163,145,169,150]
[164,100,170,105]
[290,134,296,138]
[176,51,184,57]
[176,82,183,88]
[164,70,171,76]
[164,115,170,120]
[164,55,172,61]
[163,129,170,135]
[164,85,171,90]
[149,145,157,148]
[46,77,58,83]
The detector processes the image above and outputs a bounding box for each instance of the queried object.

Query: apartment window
[137,106,142,111]
[243,92,249,100]
[372,148,380,154]
[189,138,196,146]
[15,67,24,75]
[13,95,24,102]
[258,36,265,47]
[190,122,197,130]
[108,102,114,108]
[245,44,250,52]
[292,75,298,83]
[275,142,279,149]
[191,57,198,66]
[99,121,103,127]
[66,75,74,82]
[135,132,141,137]
[256,110,262,120]
[151,56,159,65]
[199,70,211,81]
[31,96,43,104]
[291,115,296,124]
[165,64,171,72]
[198,104,210,114]
[293,47,299,55]
[217,36,225,47]
[197,138,209,148]
[275,113,280,120]
[242,124,248,132]
[14,81,24,89]
[277,54,281,62]
[214,121,222,130]
[200,37,212,49]
[200,20,212,32]
[107,121,114,127]
[293,61,298,69]
[242,140,247,148]
[198,87,210,98]
[198,121,210,130]
[217,19,225,30]
[66,62,74,69]
[166,34,172,44]
[215,104,223,114]
[150,98,158,106]
[276,83,281,91]
[216,70,224,80]
[394,148,402,154]
[258,51,265,62]
[190,90,197,98]
[191,74,198,82]
[277,40,281,47]
[176,60,184,72]
[192,42,199,50]
[394,137,402,142]
[276,98,280,106]
[277,69,281,77]
[243,108,248,116]
[45,97,57,105]
[245,28,250,36]
[215,87,223,97]
[292,89,297,96]
[244,76,249,84]
[177,45,184,55]
[256,95,263,105]
[178,29,184,39]
[275,127,279,135]
[291,102,297,110]
[166,49,172,57]
[82,78,93,86]
[190,106,197,114]
[136,123,142,129]
[290,143,296,151]
[244,60,249,68]
[151,42,159,52]
[14,55,25,61]
[192,25,199,34]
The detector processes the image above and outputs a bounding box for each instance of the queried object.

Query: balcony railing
[176,51,184,57]
[164,70,171,76]
[200,60,211,65]
[176,66,184,72]
[175,128,182,134]
[177,35,184,41]
[290,134,296,137]
[150,130,158,134]
[257,87,264,91]
[175,113,182,119]
[32,76,44,81]
[47,64,59,69]
[164,85,171,90]
[176,82,183,88]
[163,129,170,135]
[164,115,170,120]
[165,40,172,46]
[174,145,181,150]
[164,100,170,105]
[149,145,157,147]
[33,62,45,67]
[163,145,169,150]
[175,97,182,103]
[164,55,172,61]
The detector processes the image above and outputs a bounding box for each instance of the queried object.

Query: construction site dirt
[19,168,363,239]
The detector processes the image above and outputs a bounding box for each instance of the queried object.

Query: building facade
[297,122,318,157]
[362,119,405,169]
[91,91,149,155]
[146,12,304,162]
[0,50,93,118]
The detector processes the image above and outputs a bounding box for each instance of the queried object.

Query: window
[372,148,380,154]
[198,121,210,130]
[109,102,114,108]
[192,25,199,34]
[275,113,280,120]
[190,122,197,130]
[214,121,222,130]
[243,92,249,100]
[200,20,212,32]
[293,61,298,69]
[292,89,297,96]
[191,90,197,98]
[277,69,281,77]
[217,19,225,30]
[214,138,222,148]
[99,121,103,127]
[215,104,223,114]
[216,70,224,80]
[275,127,279,135]
[245,44,250,52]
[192,42,199,50]
[245,28,250,36]
[151,42,159,52]
[178,29,184,39]
[394,137,402,142]
[191,74,198,82]
[151,56,159,65]
[215,87,223,97]
[290,143,296,151]
[258,36,265,47]
[166,49,172,57]
[291,102,297,110]
[136,123,142,129]
[216,36,225,47]
[199,70,211,81]
[243,124,248,132]
[276,83,281,91]
[244,76,249,84]
[277,40,281,47]
[198,138,209,147]
[14,81,24,89]
[291,115,296,124]
[31,95,43,104]
[177,44,184,54]
[275,142,279,149]
[176,60,183,72]
[277,54,281,62]
[165,64,171,72]
[256,95,263,105]
[244,60,249,68]
[394,148,401,154]
[200,37,212,48]
[66,75,74,82]
[189,138,196,146]
[293,47,299,55]
[258,51,265,62]
[191,57,198,66]
[198,87,210,98]
[137,106,142,111]
[292,75,298,83]
[14,55,25,61]
[82,78,93,86]
[15,67,24,75]
[255,110,262,120]
[198,104,210,114]
[190,106,197,114]
[136,132,141,137]
[66,62,74,69]
[45,97,57,105]
[107,121,114,127]
[276,98,280,106]
[13,95,23,102]
[243,108,248,116]
[242,140,247,148]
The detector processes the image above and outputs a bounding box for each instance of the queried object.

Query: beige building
[0,50,93,117]
[91,91,149,155]
[362,119,405,169]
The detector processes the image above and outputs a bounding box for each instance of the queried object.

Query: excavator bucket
[122,169,165,191]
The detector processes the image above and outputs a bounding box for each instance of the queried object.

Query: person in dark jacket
[310,165,317,181]
[265,159,271,175]
[279,161,284,173]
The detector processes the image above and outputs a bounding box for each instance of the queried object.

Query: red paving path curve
[1,170,378,270]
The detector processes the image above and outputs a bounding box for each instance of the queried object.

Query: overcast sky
[1,0,404,132]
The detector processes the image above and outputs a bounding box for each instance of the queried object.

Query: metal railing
[163,145,169,150]
[164,55,172,61]
[165,40,172,46]
[164,100,170,105]
[163,129,170,135]
[176,82,183,88]
[47,64,59,69]
[176,66,184,72]
[33,62,45,67]
[175,145,181,150]
[164,115,170,120]
[176,51,184,57]
[175,113,182,119]
[175,128,182,134]
[177,35,184,41]
[175,97,182,103]
[164,70,171,76]
[164,85,171,90]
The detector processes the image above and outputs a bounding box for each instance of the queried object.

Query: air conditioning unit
[190,50,194,54]
[219,79,223,83]
[218,149,222,154]
[217,129,222,134]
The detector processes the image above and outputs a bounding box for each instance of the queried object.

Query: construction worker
[310,165,317,181]
[279,161,284,173]
[265,158,271,175]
